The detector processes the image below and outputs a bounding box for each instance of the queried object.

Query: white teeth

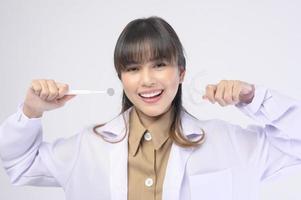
[140,90,163,98]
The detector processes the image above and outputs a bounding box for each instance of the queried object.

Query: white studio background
[0,0,301,199]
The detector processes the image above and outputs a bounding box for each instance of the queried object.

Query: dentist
[1,16,301,200]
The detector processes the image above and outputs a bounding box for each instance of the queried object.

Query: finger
[215,80,227,106]
[57,83,69,98]
[240,82,253,95]
[223,80,235,105]
[205,84,217,103]
[232,80,241,104]
[46,80,59,101]
[56,94,76,105]
[39,80,50,100]
[239,83,255,104]
[31,80,42,96]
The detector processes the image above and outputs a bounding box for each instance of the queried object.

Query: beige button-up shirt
[128,106,174,200]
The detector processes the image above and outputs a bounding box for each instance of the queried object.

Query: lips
[139,90,164,98]
[138,89,164,104]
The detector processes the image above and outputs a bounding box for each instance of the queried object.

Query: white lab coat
[0,85,301,200]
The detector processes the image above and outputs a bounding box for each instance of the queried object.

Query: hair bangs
[114,21,178,71]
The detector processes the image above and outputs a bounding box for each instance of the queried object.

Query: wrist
[22,104,43,118]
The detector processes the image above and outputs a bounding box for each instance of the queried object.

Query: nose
[140,67,156,87]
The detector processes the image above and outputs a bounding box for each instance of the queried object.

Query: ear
[179,66,186,83]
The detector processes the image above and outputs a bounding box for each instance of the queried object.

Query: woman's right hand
[23,79,76,118]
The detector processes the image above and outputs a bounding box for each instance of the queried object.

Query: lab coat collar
[95,107,133,141]
[180,109,205,138]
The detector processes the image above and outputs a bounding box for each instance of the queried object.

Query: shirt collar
[128,106,173,156]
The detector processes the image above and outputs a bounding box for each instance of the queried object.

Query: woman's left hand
[202,80,255,106]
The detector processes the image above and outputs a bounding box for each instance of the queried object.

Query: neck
[135,105,173,128]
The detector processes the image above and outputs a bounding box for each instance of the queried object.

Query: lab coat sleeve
[234,85,301,181]
[0,104,83,187]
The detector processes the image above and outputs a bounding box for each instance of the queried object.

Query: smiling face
[121,59,185,127]
[113,17,186,126]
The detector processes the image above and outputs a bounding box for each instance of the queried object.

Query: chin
[136,104,170,117]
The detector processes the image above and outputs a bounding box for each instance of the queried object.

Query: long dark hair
[93,16,205,147]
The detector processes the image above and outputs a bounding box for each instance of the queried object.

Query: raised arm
[203,80,301,180]
[0,79,78,186]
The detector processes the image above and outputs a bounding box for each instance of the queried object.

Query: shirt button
[144,132,152,141]
[145,178,154,187]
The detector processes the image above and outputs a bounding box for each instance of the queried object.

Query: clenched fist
[23,79,76,118]
[202,80,255,106]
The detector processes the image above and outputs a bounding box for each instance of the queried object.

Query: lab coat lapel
[162,144,194,200]
[110,136,128,200]
[162,111,203,200]
[100,108,133,200]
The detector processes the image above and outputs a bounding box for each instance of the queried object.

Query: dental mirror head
[107,88,115,96]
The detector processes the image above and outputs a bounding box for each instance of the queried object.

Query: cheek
[166,69,181,86]
[167,79,180,97]
[121,74,139,103]
[162,73,181,99]
[121,74,135,91]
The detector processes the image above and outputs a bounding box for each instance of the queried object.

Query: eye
[126,67,139,72]
[155,62,167,68]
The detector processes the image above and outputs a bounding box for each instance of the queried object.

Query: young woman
[0,16,300,200]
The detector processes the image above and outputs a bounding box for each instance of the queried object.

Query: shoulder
[184,111,264,151]
[186,117,267,168]
[182,111,231,138]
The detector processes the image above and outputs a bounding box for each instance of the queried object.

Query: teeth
[140,90,162,98]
